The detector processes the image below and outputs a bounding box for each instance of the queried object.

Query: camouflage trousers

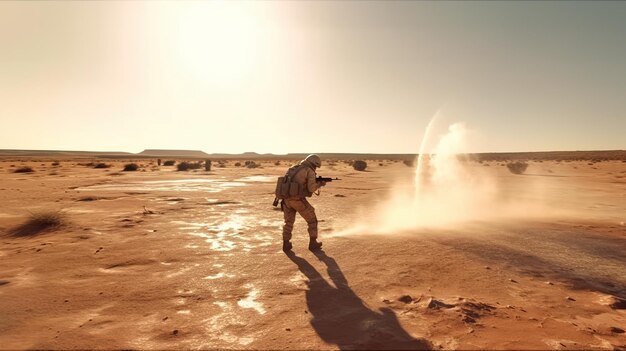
[282,198,318,241]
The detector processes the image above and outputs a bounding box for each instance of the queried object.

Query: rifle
[316,176,341,182]
[273,176,341,207]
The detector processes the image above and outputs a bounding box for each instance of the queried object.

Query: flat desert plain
[0,157,624,350]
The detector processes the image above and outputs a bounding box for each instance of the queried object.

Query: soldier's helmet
[305,154,322,168]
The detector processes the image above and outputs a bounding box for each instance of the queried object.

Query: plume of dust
[332,121,550,237]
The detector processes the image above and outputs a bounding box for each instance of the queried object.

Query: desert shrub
[234,162,242,167]
[506,161,528,175]
[274,161,281,166]
[353,160,367,171]
[245,160,259,168]
[14,166,34,173]
[403,159,415,167]
[94,163,110,169]
[177,162,191,171]
[123,163,139,172]
[163,160,176,166]
[10,210,66,237]
[176,161,202,171]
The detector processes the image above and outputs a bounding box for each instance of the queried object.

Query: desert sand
[0,157,624,350]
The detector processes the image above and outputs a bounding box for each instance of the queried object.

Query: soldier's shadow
[287,251,431,350]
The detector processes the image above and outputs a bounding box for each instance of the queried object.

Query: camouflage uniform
[281,155,325,251]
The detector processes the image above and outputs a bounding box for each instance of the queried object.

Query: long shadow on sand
[435,231,626,300]
[287,251,431,350]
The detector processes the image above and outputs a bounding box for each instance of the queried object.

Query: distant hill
[0,149,132,157]
[137,149,210,158]
[0,149,623,161]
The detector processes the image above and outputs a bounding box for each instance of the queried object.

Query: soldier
[281,154,326,252]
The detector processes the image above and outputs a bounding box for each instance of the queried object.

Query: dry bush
[234,162,242,167]
[163,160,176,166]
[274,161,281,166]
[177,161,202,171]
[245,160,259,168]
[506,161,528,175]
[123,163,139,172]
[10,210,66,237]
[403,159,415,167]
[353,160,367,171]
[94,163,111,169]
[14,166,34,173]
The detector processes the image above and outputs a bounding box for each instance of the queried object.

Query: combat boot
[282,240,293,252]
[308,238,322,251]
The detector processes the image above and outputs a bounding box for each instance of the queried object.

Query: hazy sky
[1,1,625,154]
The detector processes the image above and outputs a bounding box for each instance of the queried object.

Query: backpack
[274,165,308,199]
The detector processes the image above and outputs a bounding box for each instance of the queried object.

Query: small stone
[64,299,69,303]
[610,326,624,334]
[546,281,554,285]
[285,328,291,331]
[509,279,518,283]
[566,296,576,301]
[462,316,476,324]
[608,296,626,310]
[172,329,179,335]
[398,295,413,304]
[485,266,491,270]
[304,310,308,314]
[162,317,168,321]
[0,280,9,286]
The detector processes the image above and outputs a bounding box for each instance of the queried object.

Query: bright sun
[173,2,264,87]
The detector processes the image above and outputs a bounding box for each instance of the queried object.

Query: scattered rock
[0,280,9,286]
[162,317,168,321]
[64,299,69,303]
[462,315,476,324]
[509,279,518,283]
[334,194,346,197]
[609,296,626,310]
[546,281,554,285]
[285,328,291,331]
[610,327,624,334]
[427,298,456,309]
[172,329,179,335]
[398,295,413,304]
[382,299,391,304]
[566,296,576,301]
[485,266,491,270]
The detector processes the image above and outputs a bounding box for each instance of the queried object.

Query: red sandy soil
[0,158,624,350]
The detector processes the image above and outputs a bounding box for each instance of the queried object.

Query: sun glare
[173,2,264,87]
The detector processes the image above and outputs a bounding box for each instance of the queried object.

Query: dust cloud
[334,121,552,236]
